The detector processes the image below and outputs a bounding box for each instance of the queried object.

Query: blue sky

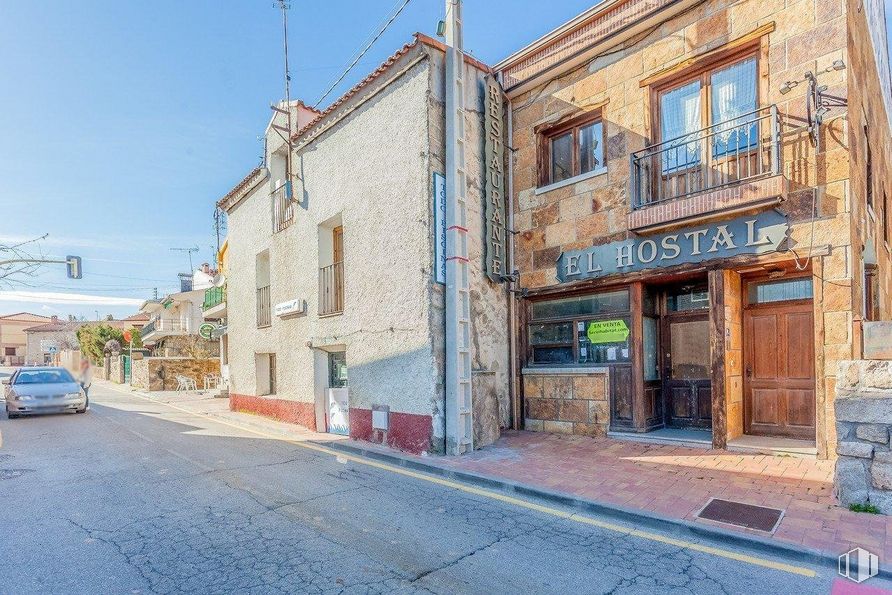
[0,0,596,319]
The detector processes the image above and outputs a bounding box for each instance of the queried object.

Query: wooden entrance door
[743,294,816,439]
[663,313,712,428]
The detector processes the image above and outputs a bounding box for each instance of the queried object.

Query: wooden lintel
[639,22,776,88]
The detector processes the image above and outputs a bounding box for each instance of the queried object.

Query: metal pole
[279,0,294,195]
[444,0,473,455]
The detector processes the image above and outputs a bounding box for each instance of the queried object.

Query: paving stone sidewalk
[423,431,892,563]
[100,381,892,563]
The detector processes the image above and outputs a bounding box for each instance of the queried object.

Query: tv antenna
[269,0,294,199]
[170,246,199,272]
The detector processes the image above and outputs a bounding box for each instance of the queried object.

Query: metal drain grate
[696,498,784,532]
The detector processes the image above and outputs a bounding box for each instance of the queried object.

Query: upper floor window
[658,55,757,172]
[540,114,605,186]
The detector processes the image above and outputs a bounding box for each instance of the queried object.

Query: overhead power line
[312,0,414,109]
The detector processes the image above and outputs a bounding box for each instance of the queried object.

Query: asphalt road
[0,380,881,594]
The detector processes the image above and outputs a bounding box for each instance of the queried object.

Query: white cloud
[0,291,144,306]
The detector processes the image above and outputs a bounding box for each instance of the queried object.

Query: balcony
[272,183,294,233]
[202,285,227,320]
[629,106,786,232]
[319,262,344,317]
[141,317,194,343]
[256,285,272,328]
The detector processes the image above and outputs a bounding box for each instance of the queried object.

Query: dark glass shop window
[667,286,710,311]
[576,318,631,364]
[531,290,630,319]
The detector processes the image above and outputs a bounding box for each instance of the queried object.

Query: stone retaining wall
[522,368,610,437]
[834,360,892,513]
[130,357,220,392]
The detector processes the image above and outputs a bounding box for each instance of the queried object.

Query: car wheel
[6,409,18,419]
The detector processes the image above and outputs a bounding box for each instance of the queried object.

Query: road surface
[0,379,882,594]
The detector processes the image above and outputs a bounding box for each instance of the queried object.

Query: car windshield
[14,369,75,384]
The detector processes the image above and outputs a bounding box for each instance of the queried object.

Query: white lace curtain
[711,58,757,143]
[661,80,701,171]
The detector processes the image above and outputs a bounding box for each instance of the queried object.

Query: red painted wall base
[349,408,433,454]
[230,393,317,432]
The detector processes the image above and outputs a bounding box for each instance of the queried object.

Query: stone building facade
[496,0,891,458]
[834,359,892,512]
[220,35,509,454]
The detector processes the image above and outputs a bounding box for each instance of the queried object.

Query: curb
[321,439,888,580]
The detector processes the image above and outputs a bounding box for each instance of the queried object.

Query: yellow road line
[113,385,817,578]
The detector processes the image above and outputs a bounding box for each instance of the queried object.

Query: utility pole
[443,0,473,455]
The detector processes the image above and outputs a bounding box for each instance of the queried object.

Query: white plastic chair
[203,373,220,390]
[175,375,197,391]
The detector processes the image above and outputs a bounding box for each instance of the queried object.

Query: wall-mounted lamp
[436,20,446,36]
[779,81,798,95]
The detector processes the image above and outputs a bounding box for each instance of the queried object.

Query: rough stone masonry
[834,360,892,512]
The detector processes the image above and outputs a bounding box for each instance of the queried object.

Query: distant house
[0,312,51,365]
[23,318,81,365]
[139,266,219,358]
[24,314,153,365]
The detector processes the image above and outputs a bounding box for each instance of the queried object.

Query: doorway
[743,276,815,439]
[662,283,712,429]
[326,351,349,435]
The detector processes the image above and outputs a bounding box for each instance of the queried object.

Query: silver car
[3,367,87,418]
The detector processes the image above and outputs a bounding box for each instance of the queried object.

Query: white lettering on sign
[484,75,507,283]
[558,211,790,282]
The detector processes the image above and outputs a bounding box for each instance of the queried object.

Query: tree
[0,234,49,287]
[77,324,126,364]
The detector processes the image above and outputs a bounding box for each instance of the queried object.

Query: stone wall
[108,356,125,384]
[834,360,892,512]
[523,368,610,436]
[132,358,150,390]
[129,357,220,392]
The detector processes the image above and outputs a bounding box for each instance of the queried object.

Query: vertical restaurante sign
[484,75,507,283]
[557,211,790,282]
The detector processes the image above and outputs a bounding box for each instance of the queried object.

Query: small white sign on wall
[274,299,306,318]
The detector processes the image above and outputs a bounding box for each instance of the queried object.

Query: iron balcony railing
[272,183,294,233]
[140,319,156,337]
[256,285,272,328]
[319,261,344,316]
[202,285,226,311]
[630,105,781,209]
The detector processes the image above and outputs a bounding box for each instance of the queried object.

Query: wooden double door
[743,299,816,439]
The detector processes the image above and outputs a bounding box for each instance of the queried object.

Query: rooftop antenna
[170,246,199,272]
[269,0,294,200]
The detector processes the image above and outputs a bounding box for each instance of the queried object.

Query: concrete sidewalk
[99,380,891,567]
